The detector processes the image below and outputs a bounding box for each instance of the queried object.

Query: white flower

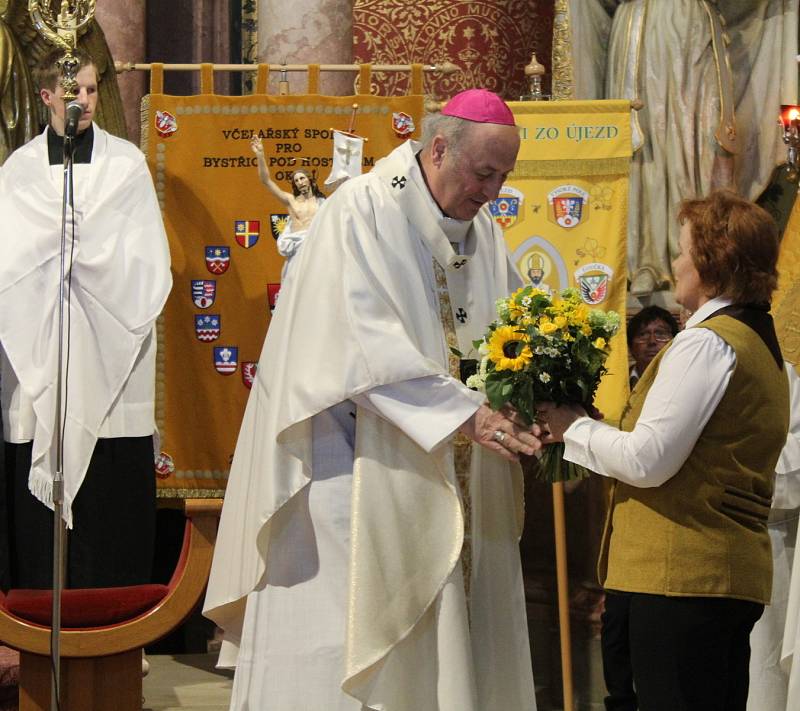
[495,298,510,320]
[479,356,489,377]
[466,373,486,392]
[478,341,489,357]
[539,372,552,383]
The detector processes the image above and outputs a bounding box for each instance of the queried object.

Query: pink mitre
[440,88,515,126]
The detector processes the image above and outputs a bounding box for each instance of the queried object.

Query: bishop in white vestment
[204,90,539,710]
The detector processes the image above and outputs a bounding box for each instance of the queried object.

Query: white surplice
[758,362,800,711]
[204,141,536,710]
[0,125,171,525]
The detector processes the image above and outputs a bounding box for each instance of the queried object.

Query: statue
[250,135,325,278]
[0,0,36,164]
[567,0,796,296]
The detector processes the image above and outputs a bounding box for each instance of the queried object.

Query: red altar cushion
[3,585,169,628]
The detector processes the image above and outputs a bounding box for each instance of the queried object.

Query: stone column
[95,0,146,145]
[258,0,354,96]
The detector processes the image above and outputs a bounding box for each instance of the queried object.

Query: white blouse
[563,296,738,487]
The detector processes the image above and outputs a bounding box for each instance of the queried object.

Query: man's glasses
[632,329,673,344]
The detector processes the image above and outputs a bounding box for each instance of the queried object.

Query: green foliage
[485,371,514,411]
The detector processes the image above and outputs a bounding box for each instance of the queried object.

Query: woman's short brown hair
[677,189,779,304]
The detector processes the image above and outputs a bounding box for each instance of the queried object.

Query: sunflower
[487,326,533,372]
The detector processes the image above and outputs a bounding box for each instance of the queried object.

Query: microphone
[64,100,84,138]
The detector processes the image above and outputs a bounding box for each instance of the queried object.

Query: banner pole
[552,481,574,711]
[115,61,459,75]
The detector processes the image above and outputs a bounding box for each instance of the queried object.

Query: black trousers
[601,591,637,711]
[2,437,156,590]
[601,590,764,711]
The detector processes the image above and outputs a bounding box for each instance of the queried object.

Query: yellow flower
[581,324,592,336]
[509,303,525,320]
[594,337,607,349]
[508,287,527,320]
[554,315,568,329]
[487,326,533,372]
[572,304,589,323]
[539,321,558,335]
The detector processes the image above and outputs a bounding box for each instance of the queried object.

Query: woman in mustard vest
[538,189,790,711]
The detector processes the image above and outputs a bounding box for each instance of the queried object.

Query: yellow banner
[499,100,632,422]
[775,194,800,365]
[514,100,633,163]
[142,92,424,496]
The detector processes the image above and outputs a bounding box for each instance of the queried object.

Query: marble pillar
[95,0,146,145]
[258,0,354,96]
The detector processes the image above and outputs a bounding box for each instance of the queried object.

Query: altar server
[0,50,171,589]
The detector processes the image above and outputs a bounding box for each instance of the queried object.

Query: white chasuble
[0,126,171,526]
[204,141,535,710]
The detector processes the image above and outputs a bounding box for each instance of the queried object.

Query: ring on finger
[493,430,506,444]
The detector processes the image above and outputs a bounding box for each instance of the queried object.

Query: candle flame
[781,105,800,127]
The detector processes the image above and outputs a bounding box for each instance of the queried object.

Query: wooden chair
[0,498,221,711]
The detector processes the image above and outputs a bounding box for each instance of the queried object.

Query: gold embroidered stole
[432,259,474,608]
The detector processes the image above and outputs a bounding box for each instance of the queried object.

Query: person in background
[626,305,680,388]
[747,361,800,711]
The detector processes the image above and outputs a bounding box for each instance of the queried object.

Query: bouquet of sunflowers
[467,285,620,482]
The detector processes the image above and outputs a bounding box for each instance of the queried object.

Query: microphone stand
[51,130,75,711]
